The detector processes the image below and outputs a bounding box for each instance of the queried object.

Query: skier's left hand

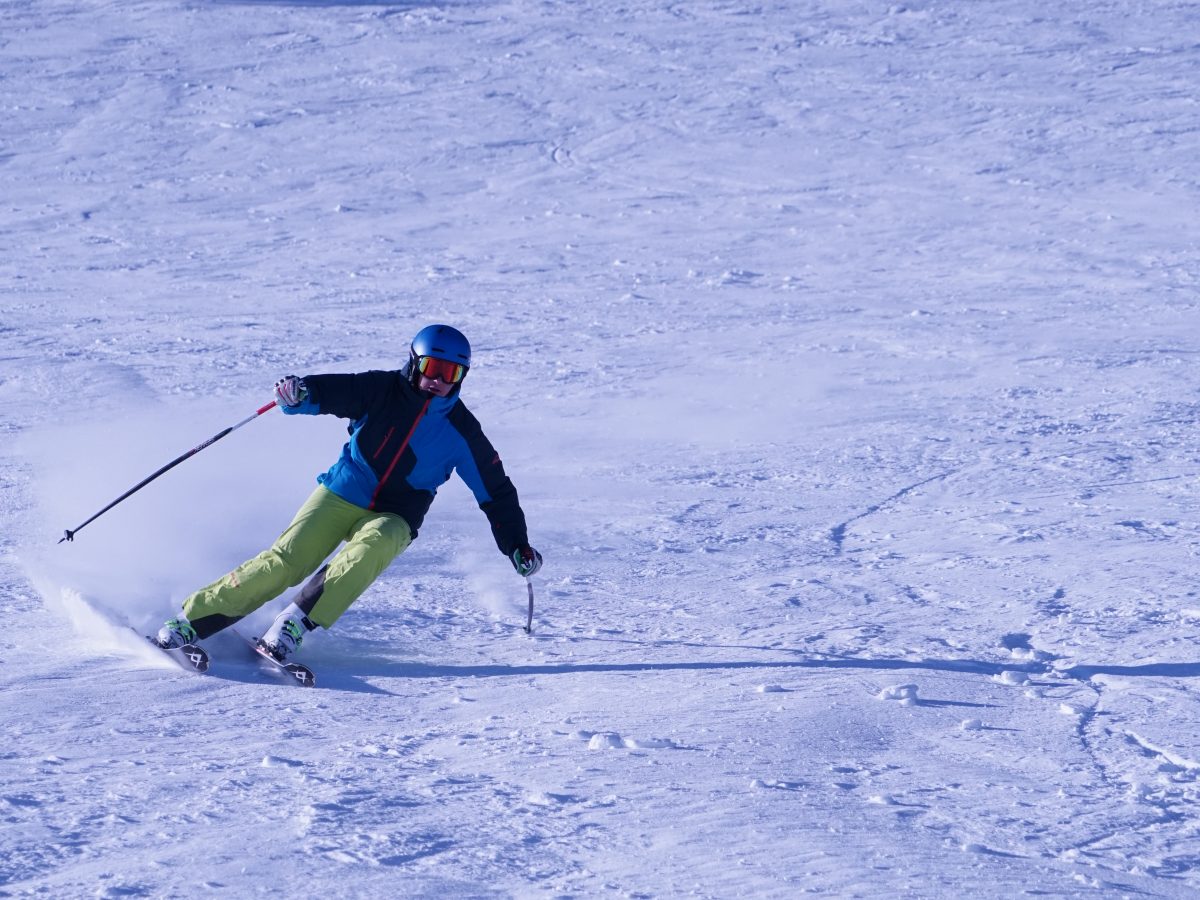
[511,545,543,577]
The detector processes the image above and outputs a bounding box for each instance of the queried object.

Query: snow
[2,0,1199,895]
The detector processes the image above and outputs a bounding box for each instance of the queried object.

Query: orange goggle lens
[417,356,466,384]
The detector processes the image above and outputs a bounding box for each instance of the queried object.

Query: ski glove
[274,375,308,408]
[511,545,543,577]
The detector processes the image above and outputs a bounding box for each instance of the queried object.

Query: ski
[142,633,210,674]
[234,629,316,687]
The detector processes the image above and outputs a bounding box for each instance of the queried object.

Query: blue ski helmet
[407,324,471,389]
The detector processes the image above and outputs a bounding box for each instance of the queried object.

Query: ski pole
[524,577,535,634]
[58,400,278,544]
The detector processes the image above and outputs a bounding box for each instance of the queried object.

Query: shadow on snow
[332,648,1200,686]
[272,634,1200,693]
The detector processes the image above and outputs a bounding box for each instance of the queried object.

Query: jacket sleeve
[283,371,395,421]
[449,405,530,556]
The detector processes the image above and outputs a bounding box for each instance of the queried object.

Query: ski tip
[182,645,211,673]
[142,633,210,673]
[250,636,317,686]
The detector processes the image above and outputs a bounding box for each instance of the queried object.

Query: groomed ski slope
[2,0,1200,896]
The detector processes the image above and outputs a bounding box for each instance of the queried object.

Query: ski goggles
[416,355,467,384]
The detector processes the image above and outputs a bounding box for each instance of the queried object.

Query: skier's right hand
[274,375,308,408]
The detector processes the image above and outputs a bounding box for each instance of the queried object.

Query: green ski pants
[182,485,412,632]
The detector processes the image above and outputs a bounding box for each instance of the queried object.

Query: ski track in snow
[3,0,1200,896]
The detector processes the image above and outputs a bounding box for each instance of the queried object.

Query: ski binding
[237,631,316,687]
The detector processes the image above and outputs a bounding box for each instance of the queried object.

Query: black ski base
[144,634,210,673]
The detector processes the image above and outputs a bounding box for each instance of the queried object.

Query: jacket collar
[399,373,459,416]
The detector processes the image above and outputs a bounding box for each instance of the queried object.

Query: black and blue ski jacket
[282,370,530,557]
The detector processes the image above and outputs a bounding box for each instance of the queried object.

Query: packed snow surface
[2,0,1199,896]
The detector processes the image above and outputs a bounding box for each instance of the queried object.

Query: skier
[154,324,542,663]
